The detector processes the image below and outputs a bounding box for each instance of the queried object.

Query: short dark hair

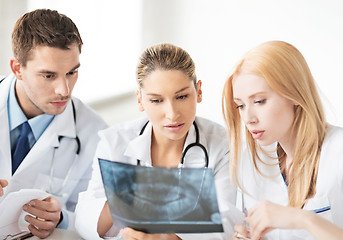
[12,9,83,66]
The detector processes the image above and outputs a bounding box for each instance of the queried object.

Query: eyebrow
[234,91,267,101]
[146,86,190,96]
[69,63,81,72]
[38,63,81,75]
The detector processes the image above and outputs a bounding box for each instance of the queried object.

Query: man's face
[12,43,80,118]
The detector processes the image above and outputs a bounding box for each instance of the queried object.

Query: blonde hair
[222,41,327,208]
[136,43,197,88]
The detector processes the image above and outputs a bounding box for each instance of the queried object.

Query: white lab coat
[0,75,108,229]
[237,124,343,239]
[75,117,241,240]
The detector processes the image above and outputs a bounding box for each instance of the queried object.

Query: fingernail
[25,215,30,222]
[0,189,3,196]
[23,204,28,211]
[29,201,35,206]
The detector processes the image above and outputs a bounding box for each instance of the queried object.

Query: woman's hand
[231,224,251,240]
[120,227,181,240]
[246,201,303,240]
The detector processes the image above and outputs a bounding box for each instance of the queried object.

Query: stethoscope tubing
[48,100,80,197]
[137,121,209,167]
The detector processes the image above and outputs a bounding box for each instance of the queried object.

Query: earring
[138,103,144,112]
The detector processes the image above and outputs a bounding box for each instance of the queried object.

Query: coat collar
[124,121,152,166]
[11,99,77,176]
[0,75,15,178]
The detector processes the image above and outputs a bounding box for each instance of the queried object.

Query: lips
[250,130,264,140]
[164,123,185,133]
[51,100,68,107]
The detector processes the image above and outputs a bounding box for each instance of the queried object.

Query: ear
[196,80,202,103]
[136,89,144,112]
[10,58,23,80]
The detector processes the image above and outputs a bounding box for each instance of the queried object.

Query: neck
[150,130,187,168]
[15,80,42,119]
[278,140,295,182]
[278,130,296,166]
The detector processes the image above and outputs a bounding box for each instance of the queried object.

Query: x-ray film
[99,159,223,233]
[98,159,223,233]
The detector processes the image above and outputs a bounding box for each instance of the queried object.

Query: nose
[165,101,180,121]
[55,77,70,97]
[243,106,258,125]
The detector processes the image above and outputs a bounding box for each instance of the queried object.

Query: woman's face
[137,69,202,143]
[232,73,296,147]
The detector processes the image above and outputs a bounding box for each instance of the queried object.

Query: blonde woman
[222,41,343,240]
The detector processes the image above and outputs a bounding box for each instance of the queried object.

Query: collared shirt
[7,77,54,153]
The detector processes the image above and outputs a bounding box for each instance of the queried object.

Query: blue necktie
[12,121,32,174]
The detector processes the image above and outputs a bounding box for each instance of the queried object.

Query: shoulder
[0,75,14,92]
[324,124,343,146]
[71,97,108,131]
[99,117,149,142]
[195,116,228,139]
[195,116,229,150]
[321,124,343,165]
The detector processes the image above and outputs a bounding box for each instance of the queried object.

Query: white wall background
[1,0,343,127]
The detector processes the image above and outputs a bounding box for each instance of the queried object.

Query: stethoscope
[47,99,80,198]
[137,121,209,167]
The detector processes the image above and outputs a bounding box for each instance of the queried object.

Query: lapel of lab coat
[0,75,13,180]
[124,121,153,166]
[13,98,77,176]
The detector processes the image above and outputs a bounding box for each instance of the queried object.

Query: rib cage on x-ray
[99,159,223,233]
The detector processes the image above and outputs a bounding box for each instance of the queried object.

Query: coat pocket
[291,196,333,239]
[33,173,78,208]
[304,195,333,221]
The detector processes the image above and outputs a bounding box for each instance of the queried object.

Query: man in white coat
[0,9,107,238]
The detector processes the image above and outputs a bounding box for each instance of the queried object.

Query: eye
[176,94,189,100]
[236,104,244,109]
[42,74,55,79]
[67,70,78,76]
[150,99,162,104]
[254,99,266,104]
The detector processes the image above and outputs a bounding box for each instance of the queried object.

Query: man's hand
[23,196,62,239]
[0,179,8,196]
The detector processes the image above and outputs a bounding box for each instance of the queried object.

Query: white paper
[0,189,50,229]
